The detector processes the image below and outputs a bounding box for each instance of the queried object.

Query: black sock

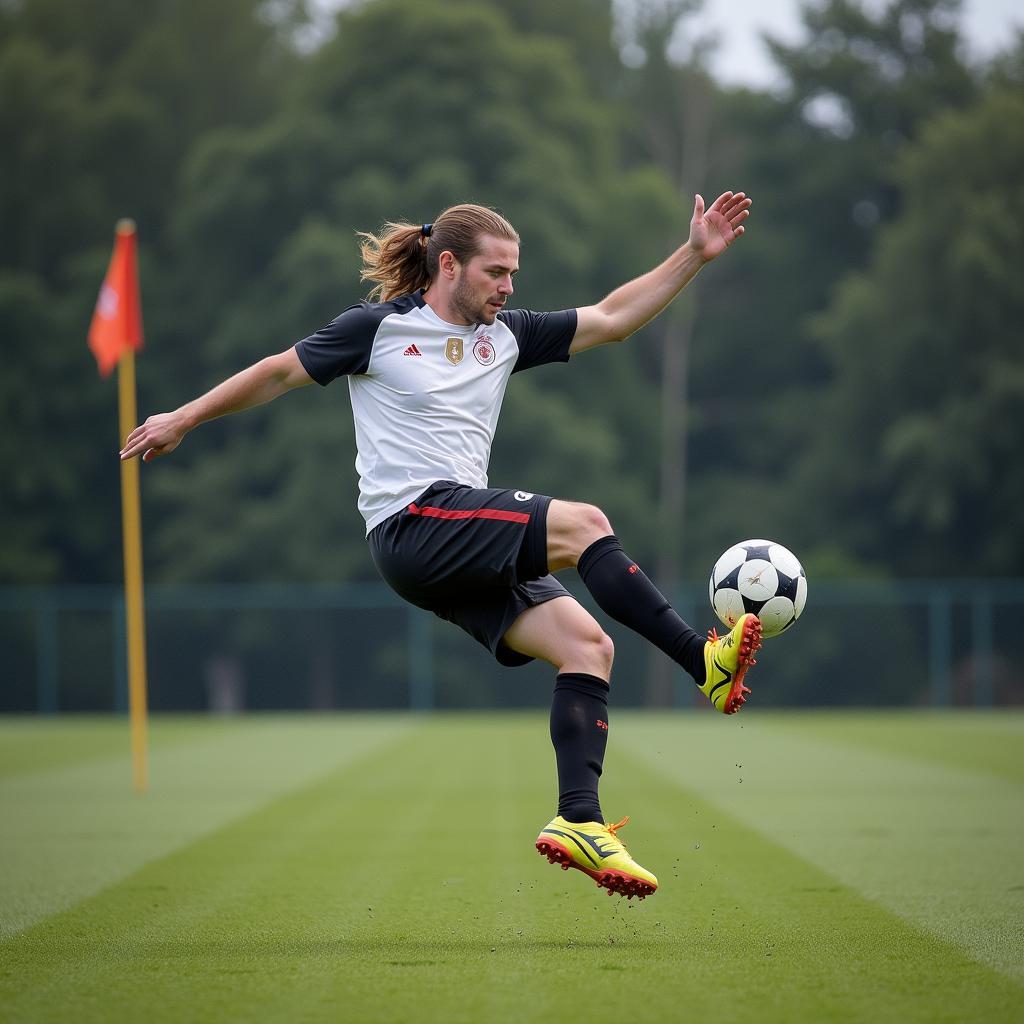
[577,535,707,684]
[550,673,610,824]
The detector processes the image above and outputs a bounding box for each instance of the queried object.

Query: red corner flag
[88,219,144,377]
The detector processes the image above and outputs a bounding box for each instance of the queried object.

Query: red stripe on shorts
[408,503,531,525]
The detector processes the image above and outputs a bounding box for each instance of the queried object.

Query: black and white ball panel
[709,539,807,639]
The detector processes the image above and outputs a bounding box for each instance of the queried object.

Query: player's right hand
[119,411,186,462]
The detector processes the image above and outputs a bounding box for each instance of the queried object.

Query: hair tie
[421,223,433,238]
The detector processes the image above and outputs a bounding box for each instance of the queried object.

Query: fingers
[728,204,751,230]
[119,434,149,461]
[710,191,751,220]
[709,190,734,214]
[119,424,146,460]
[122,440,168,462]
[120,430,165,461]
[728,195,752,225]
[693,190,751,239]
[710,192,752,242]
[119,412,183,461]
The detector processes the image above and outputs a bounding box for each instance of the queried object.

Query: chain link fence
[2,581,1022,712]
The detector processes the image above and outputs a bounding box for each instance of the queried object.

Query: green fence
[1,581,1022,712]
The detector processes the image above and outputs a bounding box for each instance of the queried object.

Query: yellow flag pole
[117,345,149,793]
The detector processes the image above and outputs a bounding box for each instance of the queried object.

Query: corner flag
[90,219,149,793]
[88,219,144,376]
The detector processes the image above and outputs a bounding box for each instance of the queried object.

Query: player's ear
[438,250,458,279]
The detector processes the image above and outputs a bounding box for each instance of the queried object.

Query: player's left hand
[689,191,751,262]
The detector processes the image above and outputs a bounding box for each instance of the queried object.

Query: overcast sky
[307,0,1022,88]
[680,0,1022,88]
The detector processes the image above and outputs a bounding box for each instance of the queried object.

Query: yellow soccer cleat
[701,612,762,714]
[535,815,658,899]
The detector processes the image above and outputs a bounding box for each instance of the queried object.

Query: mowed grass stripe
[0,717,201,781]
[0,715,559,1024]
[613,712,1024,983]
[761,710,1024,786]
[0,715,414,940]
[0,715,275,781]
[603,747,1024,1023]
[3,714,1022,1024]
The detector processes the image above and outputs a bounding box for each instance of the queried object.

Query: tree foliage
[0,0,1019,590]
[800,88,1024,575]
[678,0,986,572]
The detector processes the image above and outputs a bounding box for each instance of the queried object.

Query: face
[449,234,519,326]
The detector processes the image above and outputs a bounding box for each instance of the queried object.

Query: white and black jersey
[294,289,577,533]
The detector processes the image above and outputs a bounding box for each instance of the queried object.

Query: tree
[0,0,299,582]
[761,0,976,286]
[612,0,718,702]
[799,88,1024,575]
[144,0,681,582]
[677,0,981,578]
[473,0,620,97]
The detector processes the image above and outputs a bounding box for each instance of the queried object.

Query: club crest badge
[445,337,464,365]
[473,336,496,366]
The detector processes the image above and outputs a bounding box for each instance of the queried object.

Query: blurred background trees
[2,0,1021,594]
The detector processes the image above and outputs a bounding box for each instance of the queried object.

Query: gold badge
[445,337,464,365]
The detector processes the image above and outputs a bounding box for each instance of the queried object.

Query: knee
[571,504,613,557]
[561,499,614,565]
[562,624,615,679]
[547,500,615,572]
[594,630,615,679]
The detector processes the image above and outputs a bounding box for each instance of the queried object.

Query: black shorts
[368,480,570,666]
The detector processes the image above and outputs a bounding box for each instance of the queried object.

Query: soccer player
[120,191,760,900]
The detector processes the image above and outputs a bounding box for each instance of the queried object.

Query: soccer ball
[709,539,807,639]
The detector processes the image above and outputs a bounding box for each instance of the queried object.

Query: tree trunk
[645,297,696,706]
[644,63,711,707]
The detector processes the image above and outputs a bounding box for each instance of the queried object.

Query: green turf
[1,712,1022,1023]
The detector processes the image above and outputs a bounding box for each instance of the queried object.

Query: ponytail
[357,222,430,303]
[358,204,519,302]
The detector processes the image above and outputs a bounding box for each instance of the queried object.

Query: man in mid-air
[120,190,761,900]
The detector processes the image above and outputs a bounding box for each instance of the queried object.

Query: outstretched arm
[569,190,751,355]
[119,347,313,462]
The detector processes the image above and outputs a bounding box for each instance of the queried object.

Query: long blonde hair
[358,203,519,302]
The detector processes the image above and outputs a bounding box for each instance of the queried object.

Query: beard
[451,275,498,326]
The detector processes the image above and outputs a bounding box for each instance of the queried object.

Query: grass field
[1,711,1022,1023]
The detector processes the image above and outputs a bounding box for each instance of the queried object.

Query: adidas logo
[403,344,422,357]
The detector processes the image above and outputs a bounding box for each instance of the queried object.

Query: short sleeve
[294,303,382,385]
[500,308,578,374]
